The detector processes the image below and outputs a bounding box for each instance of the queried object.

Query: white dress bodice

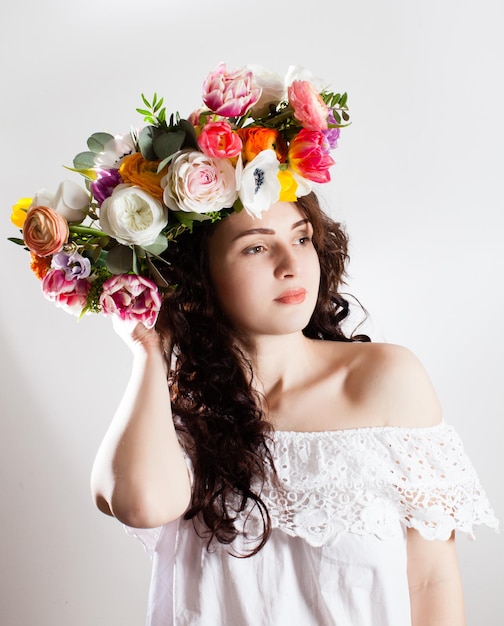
[127,422,498,626]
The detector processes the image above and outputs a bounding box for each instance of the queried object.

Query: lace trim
[253,422,499,546]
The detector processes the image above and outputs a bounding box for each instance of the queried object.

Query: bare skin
[91,201,466,625]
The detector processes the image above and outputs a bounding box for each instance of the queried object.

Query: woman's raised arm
[90,320,192,528]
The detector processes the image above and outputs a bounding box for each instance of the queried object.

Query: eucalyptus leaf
[73,151,96,169]
[87,132,114,153]
[138,126,163,161]
[153,130,185,160]
[143,234,169,256]
[93,246,102,263]
[105,245,134,274]
[177,119,199,149]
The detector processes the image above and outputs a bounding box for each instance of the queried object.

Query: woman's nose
[274,245,299,279]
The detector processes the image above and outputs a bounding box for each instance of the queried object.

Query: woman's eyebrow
[232,219,311,242]
[232,227,275,241]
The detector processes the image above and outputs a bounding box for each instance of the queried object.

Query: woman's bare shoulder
[336,341,443,428]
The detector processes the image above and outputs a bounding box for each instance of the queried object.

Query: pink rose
[197,121,242,159]
[288,80,329,131]
[202,63,262,117]
[288,129,335,183]
[99,274,161,328]
[41,269,91,315]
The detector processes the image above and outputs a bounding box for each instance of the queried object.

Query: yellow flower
[278,170,298,202]
[11,197,32,228]
[119,153,165,200]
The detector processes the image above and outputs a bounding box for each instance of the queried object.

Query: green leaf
[136,108,152,117]
[73,151,96,170]
[8,237,26,246]
[153,130,185,160]
[153,97,164,112]
[146,256,170,288]
[87,132,114,153]
[138,125,163,161]
[157,155,174,173]
[340,92,348,108]
[105,245,134,274]
[143,234,169,256]
[332,110,342,124]
[141,93,150,108]
[177,119,199,149]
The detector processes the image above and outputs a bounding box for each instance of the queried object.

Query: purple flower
[322,110,341,151]
[90,169,123,206]
[51,251,92,280]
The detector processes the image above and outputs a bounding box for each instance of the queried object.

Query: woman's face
[208,201,321,338]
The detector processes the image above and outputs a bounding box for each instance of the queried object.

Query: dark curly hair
[155,192,369,556]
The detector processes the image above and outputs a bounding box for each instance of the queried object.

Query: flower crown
[9,63,349,328]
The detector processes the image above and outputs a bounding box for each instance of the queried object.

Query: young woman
[91,192,497,626]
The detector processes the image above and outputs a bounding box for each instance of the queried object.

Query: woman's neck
[245,331,316,398]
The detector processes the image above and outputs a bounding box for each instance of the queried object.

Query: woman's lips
[274,288,307,305]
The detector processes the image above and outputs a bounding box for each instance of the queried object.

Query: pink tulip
[288,129,335,184]
[202,63,262,117]
[197,121,243,159]
[99,274,162,328]
[41,269,91,315]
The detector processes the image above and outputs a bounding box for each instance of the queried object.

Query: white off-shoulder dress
[127,422,498,626]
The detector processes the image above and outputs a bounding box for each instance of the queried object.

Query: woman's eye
[296,235,312,245]
[244,245,265,255]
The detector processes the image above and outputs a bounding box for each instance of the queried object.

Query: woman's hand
[112,315,164,354]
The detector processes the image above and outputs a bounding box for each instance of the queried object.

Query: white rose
[246,65,285,117]
[284,65,327,92]
[53,180,90,224]
[162,150,238,214]
[99,184,168,246]
[238,149,281,219]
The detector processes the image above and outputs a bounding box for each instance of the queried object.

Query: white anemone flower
[94,133,136,169]
[238,149,282,218]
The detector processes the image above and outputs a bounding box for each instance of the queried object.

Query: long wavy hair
[155,192,369,555]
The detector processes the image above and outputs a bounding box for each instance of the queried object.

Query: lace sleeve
[385,422,499,540]
[262,423,499,546]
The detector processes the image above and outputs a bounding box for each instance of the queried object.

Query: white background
[0,0,502,624]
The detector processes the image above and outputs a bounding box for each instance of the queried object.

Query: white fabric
[126,421,498,626]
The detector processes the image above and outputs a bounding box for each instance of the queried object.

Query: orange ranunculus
[30,252,52,280]
[277,170,298,202]
[11,197,32,228]
[118,153,165,200]
[237,127,287,165]
[22,205,69,257]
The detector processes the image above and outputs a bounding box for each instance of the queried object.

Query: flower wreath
[9,63,349,328]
